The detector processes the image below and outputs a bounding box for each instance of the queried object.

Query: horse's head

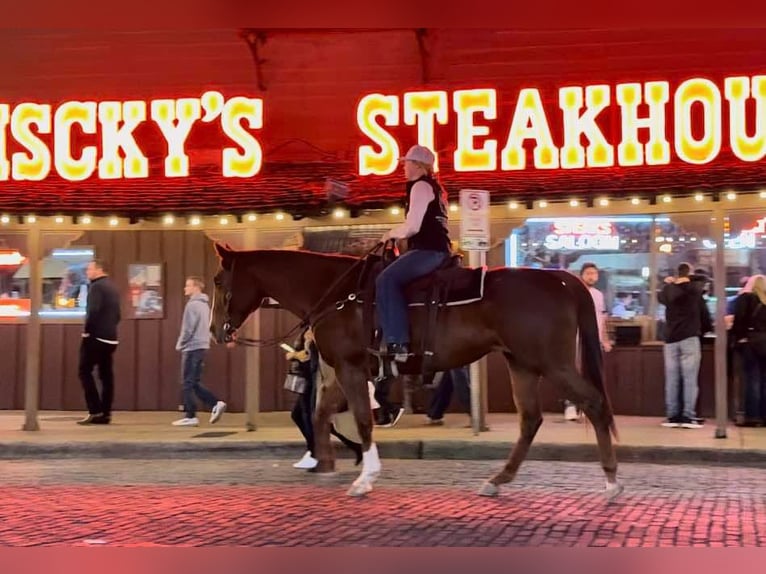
[210,243,266,344]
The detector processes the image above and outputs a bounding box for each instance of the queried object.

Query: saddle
[356,248,486,382]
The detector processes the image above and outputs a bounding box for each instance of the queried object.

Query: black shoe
[90,414,111,425]
[661,415,682,428]
[76,413,103,425]
[680,416,703,429]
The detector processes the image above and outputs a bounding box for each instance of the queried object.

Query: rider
[376,144,452,362]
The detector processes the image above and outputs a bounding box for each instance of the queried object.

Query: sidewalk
[1,410,766,467]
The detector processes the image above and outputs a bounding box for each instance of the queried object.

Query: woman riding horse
[377,144,452,362]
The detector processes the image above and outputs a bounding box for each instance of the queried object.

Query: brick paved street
[1,457,765,547]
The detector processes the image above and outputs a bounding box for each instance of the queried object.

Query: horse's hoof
[605,482,624,502]
[346,481,372,497]
[477,481,499,497]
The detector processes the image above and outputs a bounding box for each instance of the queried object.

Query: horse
[209,243,623,500]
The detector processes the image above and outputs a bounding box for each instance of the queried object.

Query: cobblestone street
[0,457,765,546]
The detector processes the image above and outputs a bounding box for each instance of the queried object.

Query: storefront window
[0,241,94,319]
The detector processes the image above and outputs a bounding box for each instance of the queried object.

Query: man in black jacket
[77,259,121,425]
[658,262,712,429]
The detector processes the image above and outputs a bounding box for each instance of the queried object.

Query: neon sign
[544,220,620,250]
[0,91,263,182]
[357,75,766,175]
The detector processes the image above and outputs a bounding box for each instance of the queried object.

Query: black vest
[405,175,451,253]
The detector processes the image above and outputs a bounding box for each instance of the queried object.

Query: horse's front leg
[313,375,338,475]
[336,362,379,497]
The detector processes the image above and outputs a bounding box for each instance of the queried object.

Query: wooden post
[242,227,261,431]
[22,225,42,431]
[713,207,728,439]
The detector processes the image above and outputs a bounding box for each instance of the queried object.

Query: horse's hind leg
[548,367,623,501]
[479,360,542,497]
[336,362,379,497]
[313,373,342,475]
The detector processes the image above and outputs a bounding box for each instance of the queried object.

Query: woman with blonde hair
[732,274,766,426]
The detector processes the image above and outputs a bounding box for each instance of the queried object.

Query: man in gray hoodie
[172,276,226,427]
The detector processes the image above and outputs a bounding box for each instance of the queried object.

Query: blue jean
[663,336,701,419]
[375,249,449,345]
[740,343,766,421]
[428,366,471,420]
[182,349,219,418]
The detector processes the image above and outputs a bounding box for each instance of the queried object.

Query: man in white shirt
[564,262,612,421]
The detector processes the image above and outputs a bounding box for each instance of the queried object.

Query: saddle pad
[405,266,487,307]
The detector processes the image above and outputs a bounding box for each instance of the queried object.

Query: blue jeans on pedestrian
[182,349,219,418]
[740,343,766,421]
[428,366,471,420]
[663,336,701,419]
[375,249,449,345]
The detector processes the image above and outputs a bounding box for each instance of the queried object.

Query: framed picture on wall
[128,263,164,319]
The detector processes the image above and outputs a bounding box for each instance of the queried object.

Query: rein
[229,241,388,348]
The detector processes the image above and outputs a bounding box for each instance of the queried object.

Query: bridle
[213,241,389,348]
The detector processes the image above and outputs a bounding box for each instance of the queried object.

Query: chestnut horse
[209,244,623,499]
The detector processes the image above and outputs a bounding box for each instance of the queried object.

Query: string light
[390,207,401,216]
[333,208,346,219]
[449,203,458,212]
[275,213,285,221]
[569,199,579,207]
[163,215,175,225]
[598,198,609,207]
[189,216,201,226]
[109,217,119,227]
[508,201,519,210]
[662,195,672,203]
[54,216,65,224]
[631,197,641,205]
[726,192,736,201]
[246,213,257,222]
[26,215,36,224]
[694,193,704,202]
[219,217,229,225]
[81,216,92,224]
[0,215,8,225]
[760,191,766,199]
[539,200,548,208]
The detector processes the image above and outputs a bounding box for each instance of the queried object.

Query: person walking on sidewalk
[172,276,226,427]
[78,259,121,425]
[564,262,612,421]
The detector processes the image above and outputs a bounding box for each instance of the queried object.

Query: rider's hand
[602,340,613,353]
[295,349,310,362]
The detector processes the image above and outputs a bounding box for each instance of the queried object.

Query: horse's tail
[572,278,619,442]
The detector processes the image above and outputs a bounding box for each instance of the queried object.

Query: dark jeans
[182,349,218,418]
[428,367,471,420]
[375,249,449,345]
[740,343,766,421]
[79,337,117,416]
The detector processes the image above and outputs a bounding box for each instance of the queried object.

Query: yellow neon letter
[357,94,399,176]
[151,98,203,177]
[11,103,52,181]
[674,78,722,165]
[0,104,8,181]
[559,85,614,168]
[54,101,97,181]
[453,89,497,171]
[501,88,559,170]
[98,101,148,179]
[403,91,447,172]
[725,76,766,162]
[616,82,670,166]
[220,97,263,178]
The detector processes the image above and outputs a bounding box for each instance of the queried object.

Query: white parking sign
[459,189,490,251]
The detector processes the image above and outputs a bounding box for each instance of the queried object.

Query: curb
[2,440,766,467]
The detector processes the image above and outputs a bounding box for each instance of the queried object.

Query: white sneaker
[172,417,199,427]
[564,404,579,421]
[293,451,318,469]
[210,401,227,424]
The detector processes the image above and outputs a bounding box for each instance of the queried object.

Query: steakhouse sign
[356,75,766,175]
[0,91,263,181]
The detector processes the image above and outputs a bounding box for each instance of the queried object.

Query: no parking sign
[459,189,490,251]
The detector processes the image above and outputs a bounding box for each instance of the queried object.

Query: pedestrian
[286,327,363,469]
[564,262,612,421]
[426,366,471,425]
[172,276,226,427]
[77,259,121,425]
[658,262,711,428]
[732,274,766,426]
